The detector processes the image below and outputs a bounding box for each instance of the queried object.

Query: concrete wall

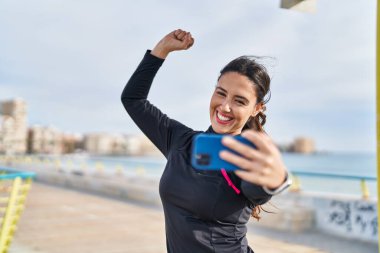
[314,197,377,243]
[3,162,378,244]
[258,192,377,243]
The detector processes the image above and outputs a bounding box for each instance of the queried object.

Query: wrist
[269,170,287,190]
[262,171,292,195]
[151,46,170,59]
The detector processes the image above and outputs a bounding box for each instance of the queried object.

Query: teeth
[217,112,233,121]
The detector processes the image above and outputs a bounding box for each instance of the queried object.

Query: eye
[216,91,226,97]
[236,100,246,105]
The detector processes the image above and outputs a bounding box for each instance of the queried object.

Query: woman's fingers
[221,136,265,161]
[234,169,265,186]
[219,149,273,177]
[174,29,181,37]
[218,131,288,189]
[172,29,194,49]
[241,131,274,154]
[175,30,188,41]
[219,150,264,173]
[220,150,254,171]
[188,36,195,48]
[184,33,194,49]
[174,29,184,38]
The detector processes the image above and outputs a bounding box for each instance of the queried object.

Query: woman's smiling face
[209,71,261,135]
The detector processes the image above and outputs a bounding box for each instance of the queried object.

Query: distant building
[276,142,293,153]
[292,137,315,154]
[0,98,28,154]
[62,133,83,154]
[84,133,128,155]
[28,126,63,154]
[83,133,161,156]
[0,116,15,155]
[28,126,83,154]
[112,134,128,155]
[137,135,161,156]
[125,135,143,156]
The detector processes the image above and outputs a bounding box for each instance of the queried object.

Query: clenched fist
[151,29,195,59]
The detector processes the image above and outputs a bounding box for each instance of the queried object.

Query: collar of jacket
[205,126,242,136]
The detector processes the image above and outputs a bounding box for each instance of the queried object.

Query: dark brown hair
[219,56,272,221]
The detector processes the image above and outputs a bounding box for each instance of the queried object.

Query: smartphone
[191,134,257,171]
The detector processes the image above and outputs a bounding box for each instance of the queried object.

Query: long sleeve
[241,180,272,206]
[121,50,192,158]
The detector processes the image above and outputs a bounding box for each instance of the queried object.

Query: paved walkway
[10,183,328,253]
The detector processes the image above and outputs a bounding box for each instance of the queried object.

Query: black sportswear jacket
[121,50,272,253]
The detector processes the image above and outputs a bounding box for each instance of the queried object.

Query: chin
[211,123,231,134]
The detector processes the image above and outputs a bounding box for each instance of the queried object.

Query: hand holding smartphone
[191,134,257,171]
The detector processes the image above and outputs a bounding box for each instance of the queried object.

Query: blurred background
[0,0,377,252]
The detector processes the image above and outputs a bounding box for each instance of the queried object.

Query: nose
[221,100,231,112]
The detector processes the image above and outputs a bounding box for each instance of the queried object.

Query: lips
[215,111,234,125]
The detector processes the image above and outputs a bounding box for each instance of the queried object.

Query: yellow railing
[289,171,376,199]
[0,169,35,253]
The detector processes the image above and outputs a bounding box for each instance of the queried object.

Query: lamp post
[376,0,380,250]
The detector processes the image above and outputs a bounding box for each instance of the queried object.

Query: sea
[51,151,377,198]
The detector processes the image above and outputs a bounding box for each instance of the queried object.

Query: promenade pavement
[8,183,335,253]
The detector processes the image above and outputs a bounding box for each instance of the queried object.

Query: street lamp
[280,0,317,13]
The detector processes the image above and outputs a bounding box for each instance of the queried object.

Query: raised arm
[121,30,195,158]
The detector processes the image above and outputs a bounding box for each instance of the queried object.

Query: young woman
[121,29,291,253]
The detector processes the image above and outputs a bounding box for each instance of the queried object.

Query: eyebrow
[215,86,249,103]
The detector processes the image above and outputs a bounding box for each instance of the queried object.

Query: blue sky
[0,0,376,153]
